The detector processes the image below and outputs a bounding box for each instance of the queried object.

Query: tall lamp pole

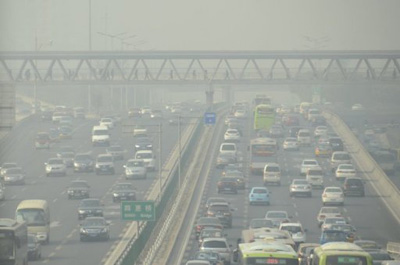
[88,0,92,112]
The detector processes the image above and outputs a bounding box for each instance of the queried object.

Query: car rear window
[298,132,310,137]
[266,166,280,172]
[203,241,227,248]
[253,188,267,194]
[334,153,351,160]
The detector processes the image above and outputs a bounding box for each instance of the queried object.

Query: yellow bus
[254,104,275,131]
[250,137,278,157]
[233,241,298,265]
[311,242,373,265]
[15,200,50,244]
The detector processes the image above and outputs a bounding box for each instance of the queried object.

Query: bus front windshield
[244,257,298,265]
[326,256,367,265]
[257,107,273,115]
[16,209,46,226]
[0,237,15,260]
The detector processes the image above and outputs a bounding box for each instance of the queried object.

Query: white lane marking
[53,198,57,203]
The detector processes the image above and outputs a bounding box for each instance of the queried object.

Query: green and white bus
[254,104,275,131]
[233,241,298,265]
[0,218,28,265]
[311,242,373,265]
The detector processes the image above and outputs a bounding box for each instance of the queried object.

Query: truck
[0,218,28,265]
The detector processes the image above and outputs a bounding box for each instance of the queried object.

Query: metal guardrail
[324,111,400,225]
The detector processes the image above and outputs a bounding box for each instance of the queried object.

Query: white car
[265,211,291,227]
[306,167,324,188]
[300,159,320,175]
[289,179,312,197]
[321,217,347,231]
[322,187,345,206]
[45,158,67,177]
[124,159,147,179]
[224,129,241,142]
[331,151,352,172]
[99,118,114,129]
[199,238,231,264]
[135,150,156,171]
[0,183,4,200]
[317,207,343,227]
[314,126,328,138]
[283,137,299,151]
[279,222,307,243]
[335,164,357,180]
[234,109,247,118]
[0,162,18,178]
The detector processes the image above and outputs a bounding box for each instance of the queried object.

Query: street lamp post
[178,115,181,189]
[34,34,52,114]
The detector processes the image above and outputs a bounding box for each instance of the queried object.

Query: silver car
[95,154,115,175]
[124,159,147,179]
[3,167,25,185]
[289,179,312,197]
[200,238,231,265]
[45,158,67,177]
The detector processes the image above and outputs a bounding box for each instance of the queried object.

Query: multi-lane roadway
[178,106,400,264]
[0,112,188,265]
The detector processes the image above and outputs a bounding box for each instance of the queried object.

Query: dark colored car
[217,177,238,194]
[106,145,125,161]
[28,234,42,261]
[343,177,365,197]
[134,137,153,151]
[216,153,237,169]
[112,183,136,202]
[74,153,95,172]
[282,114,300,126]
[369,250,394,265]
[192,251,224,265]
[67,180,90,199]
[195,217,223,239]
[78,198,104,220]
[329,137,344,152]
[79,217,110,241]
[206,202,233,228]
[311,115,326,126]
[41,110,53,121]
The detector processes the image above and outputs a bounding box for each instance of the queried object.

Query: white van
[307,108,321,121]
[219,143,237,156]
[16,200,50,244]
[306,167,324,188]
[135,150,156,171]
[297,129,311,146]
[92,125,110,146]
[263,163,281,186]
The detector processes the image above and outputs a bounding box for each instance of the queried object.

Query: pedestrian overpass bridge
[1,50,400,85]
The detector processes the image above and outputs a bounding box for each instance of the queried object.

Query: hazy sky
[1,0,399,51]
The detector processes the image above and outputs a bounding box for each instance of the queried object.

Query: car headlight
[96,209,102,213]
[78,210,85,214]
[80,228,88,234]
[146,144,152,148]
[101,228,108,233]
[95,164,100,168]
[126,169,133,175]
[129,193,135,196]
[113,193,119,197]
[67,190,73,194]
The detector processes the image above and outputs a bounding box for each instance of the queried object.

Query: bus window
[326,256,367,265]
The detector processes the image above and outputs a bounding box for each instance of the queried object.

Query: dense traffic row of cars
[186,101,398,265]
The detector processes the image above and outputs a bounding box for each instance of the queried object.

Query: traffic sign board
[121,201,155,221]
[204,112,216,125]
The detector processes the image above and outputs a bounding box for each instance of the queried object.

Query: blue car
[320,229,348,245]
[249,187,270,205]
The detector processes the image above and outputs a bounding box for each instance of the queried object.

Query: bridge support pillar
[223,86,234,107]
[205,85,214,109]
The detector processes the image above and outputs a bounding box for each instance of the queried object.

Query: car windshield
[294,180,309,185]
[116,184,133,190]
[334,153,351,160]
[71,182,89,188]
[1,163,17,169]
[6,168,22,174]
[267,212,287,218]
[75,155,92,161]
[101,118,112,123]
[48,159,63,165]
[127,161,144,167]
[321,208,340,214]
[80,200,101,207]
[83,219,105,227]
[253,188,267,194]
[93,130,108,135]
[108,146,123,152]
[97,156,113,162]
[203,241,227,248]
[209,205,229,212]
[36,134,49,140]
[281,225,301,233]
[221,144,235,151]
[62,152,75,158]
[194,251,220,260]
[303,160,318,166]
[200,230,223,238]
[266,166,280,172]
[299,132,310,137]
[323,231,347,241]
[251,219,273,228]
[326,188,342,193]
[285,138,297,142]
[16,209,46,226]
[339,165,354,170]
[136,153,152,159]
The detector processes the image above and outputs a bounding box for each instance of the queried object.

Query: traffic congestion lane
[182,110,400,264]
[0,114,187,265]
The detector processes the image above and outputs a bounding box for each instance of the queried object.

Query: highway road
[0,111,194,265]
[178,104,400,264]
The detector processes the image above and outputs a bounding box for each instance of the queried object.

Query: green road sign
[121,201,155,221]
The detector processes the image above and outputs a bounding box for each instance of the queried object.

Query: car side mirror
[123,165,126,168]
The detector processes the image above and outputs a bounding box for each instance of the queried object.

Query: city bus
[233,241,298,265]
[250,138,278,157]
[254,104,275,131]
[254,94,272,106]
[0,218,28,265]
[311,242,373,265]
